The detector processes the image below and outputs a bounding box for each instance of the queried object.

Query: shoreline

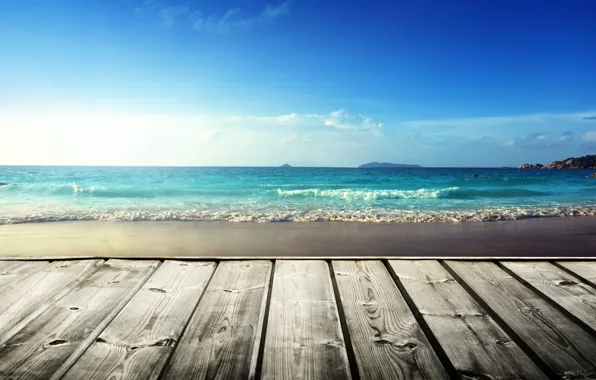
[1,216,595,259]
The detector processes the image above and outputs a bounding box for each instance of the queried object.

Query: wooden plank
[0,259,158,380]
[0,260,29,273]
[0,260,102,343]
[388,260,548,379]
[556,261,596,287]
[162,260,271,380]
[502,261,596,332]
[62,260,216,380]
[0,261,48,288]
[446,260,596,377]
[333,260,448,380]
[262,260,351,380]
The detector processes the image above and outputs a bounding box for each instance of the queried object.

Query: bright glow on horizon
[1,106,596,167]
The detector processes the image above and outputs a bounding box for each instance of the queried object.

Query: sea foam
[277,187,458,200]
[2,205,596,225]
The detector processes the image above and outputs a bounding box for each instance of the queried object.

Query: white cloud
[403,111,596,129]
[503,138,516,146]
[158,5,190,27]
[228,110,383,133]
[583,131,596,142]
[201,130,222,144]
[135,0,291,32]
[191,1,291,33]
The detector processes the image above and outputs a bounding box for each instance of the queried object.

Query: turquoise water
[1,166,595,224]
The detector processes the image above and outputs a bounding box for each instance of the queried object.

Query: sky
[0,0,595,167]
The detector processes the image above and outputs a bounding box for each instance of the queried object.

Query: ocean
[1,166,595,224]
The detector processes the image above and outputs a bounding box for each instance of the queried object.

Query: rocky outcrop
[519,155,596,169]
[547,155,596,169]
[518,163,545,169]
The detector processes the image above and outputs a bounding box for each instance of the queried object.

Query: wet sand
[1,217,595,259]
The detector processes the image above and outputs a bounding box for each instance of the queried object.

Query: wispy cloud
[581,131,596,151]
[404,111,596,130]
[137,0,292,33]
[583,131,596,142]
[192,1,291,33]
[201,130,222,144]
[158,5,190,27]
[503,131,576,149]
[227,110,383,134]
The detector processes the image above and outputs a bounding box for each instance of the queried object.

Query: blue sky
[1,0,595,166]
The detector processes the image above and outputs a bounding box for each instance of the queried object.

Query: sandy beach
[1,216,595,259]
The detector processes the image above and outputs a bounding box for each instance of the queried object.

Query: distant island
[279,164,292,168]
[359,162,422,168]
[519,154,596,169]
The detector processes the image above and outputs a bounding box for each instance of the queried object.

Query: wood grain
[389,260,548,379]
[0,261,48,289]
[262,260,352,380]
[502,261,596,332]
[557,261,596,287]
[0,259,158,380]
[446,260,596,377]
[0,260,102,343]
[333,260,448,380]
[62,260,216,380]
[0,260,29,274]
[162,260,271,380]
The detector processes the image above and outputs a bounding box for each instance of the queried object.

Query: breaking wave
[277,187,550,200]
[2,206,596,225]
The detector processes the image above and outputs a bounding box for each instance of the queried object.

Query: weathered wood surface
[446,260,596,377]
[0,258,596,380]
[0,260,31,274]
[0,259,158,380]
[262,260,351,380]
[0,261,48,289]
[557,261,596,287]
[389,260,548,379]
[502,261,596,332]
[0,260,102,343]
[333,260,448,380]
[62,260,216,380]
[162,260,272,380]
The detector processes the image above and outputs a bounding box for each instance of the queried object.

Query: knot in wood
[557,280,578,286]
[324,340,344,348]
[47,339,68,346]
[222,289,241,293]
[149,288,167,293]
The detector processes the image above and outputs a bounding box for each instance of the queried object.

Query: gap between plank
[440,261,559,380]
[383,260,460,380]
[252,260,276,380]
[327,260,361,380]
[50,261,162,380]
[551,261,596,290]
[495,261,596,339]
[153,261,220,380]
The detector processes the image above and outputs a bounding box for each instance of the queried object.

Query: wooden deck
[1,259,595,379]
